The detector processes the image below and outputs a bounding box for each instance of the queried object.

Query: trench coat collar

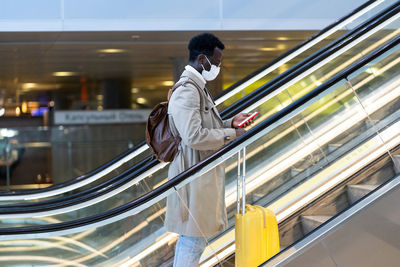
[185,65,206,85]
[180,68,219,112]
[181,68,206,90]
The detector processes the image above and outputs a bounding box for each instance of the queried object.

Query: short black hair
[188,33,225,62]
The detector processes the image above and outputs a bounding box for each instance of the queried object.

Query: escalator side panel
[264,175,400,267]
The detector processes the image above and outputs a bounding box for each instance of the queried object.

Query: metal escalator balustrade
[255,40,400,267]
[205,121,400,266]
[262,157,400,266]
[0,0,387,202]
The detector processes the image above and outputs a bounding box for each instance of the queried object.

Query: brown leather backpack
[145,80,202,162]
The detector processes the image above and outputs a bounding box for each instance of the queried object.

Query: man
[165,33,253,266]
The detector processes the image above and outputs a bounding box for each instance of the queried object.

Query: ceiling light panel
[98,49,126,53]
[53,72,78,77]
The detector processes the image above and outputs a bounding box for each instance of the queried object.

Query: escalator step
[328,143,342,154]
[300,215,332,235]
[251,192,264,203]
[346,184,379,205]
[392,155,400,174]
[291,168,304,177]
[365,119,380,129]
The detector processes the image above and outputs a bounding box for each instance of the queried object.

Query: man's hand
[232,113,254,128]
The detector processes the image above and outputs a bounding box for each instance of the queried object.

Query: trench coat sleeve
[170,85,236,151]
[223,118,234,128]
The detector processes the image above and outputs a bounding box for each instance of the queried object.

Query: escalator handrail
[0,0,382,199]
[0,0,397,209]
[0,35,397,235]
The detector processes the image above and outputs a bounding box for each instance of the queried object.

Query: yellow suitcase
[235,148,280,267]
[235,205,280,267]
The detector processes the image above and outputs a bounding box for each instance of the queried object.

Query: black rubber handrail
[0,0,380,197]
[0,0,396,210]
[0,34,397,235]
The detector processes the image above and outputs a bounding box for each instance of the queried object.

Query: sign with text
[54,110,151,125]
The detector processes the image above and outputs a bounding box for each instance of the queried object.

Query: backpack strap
[167,81,185,100]
[167,80,203,107]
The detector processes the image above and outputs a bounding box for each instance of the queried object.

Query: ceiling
[0,30,322,109]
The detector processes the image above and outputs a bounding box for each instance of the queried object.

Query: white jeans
[173,235,207,267]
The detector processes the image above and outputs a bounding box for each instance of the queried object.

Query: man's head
[188,33,225,79]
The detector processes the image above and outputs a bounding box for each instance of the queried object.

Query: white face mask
[201,56,220,81]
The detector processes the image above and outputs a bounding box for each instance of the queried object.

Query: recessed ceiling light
[53,72,78,77]
[21,83,61,91]
[277,44,286,50]
[137,97,147,104]
[277,37,289,41]
[21,102,28,113]
[22,83,37,89]
[98,49,125,53]
[162,81,174,86]
[258,47,278,52]
[131,88,139,94]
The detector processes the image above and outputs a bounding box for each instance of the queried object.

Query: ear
[197,54,206,65]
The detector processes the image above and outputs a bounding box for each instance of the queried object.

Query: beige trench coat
[165,69,237,238]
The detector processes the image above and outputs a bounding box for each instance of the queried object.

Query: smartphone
[238,112,260,128]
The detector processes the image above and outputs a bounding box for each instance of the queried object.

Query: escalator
[0,0,387,204]
[0,0,396,228]
[0,12,398,266]
[201,35,400,267]
[263,162,400,266]
[262,150,400,266]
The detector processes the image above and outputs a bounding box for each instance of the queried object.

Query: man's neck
[185,64,206,85]
[189,62,202,74]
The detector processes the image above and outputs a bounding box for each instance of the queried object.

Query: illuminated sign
[54,110,151,125]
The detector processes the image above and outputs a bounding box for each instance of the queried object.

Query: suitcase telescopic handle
[236,148,246,216]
